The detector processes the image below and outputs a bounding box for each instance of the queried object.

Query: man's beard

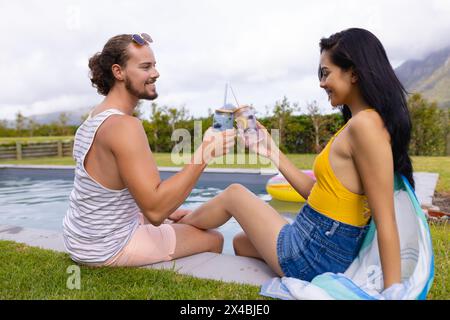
[125,77,158,100]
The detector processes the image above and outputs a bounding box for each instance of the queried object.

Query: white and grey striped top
[62,109,140,264]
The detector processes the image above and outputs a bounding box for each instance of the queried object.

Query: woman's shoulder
[347,109,390,143]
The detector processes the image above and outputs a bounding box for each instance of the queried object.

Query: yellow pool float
[266,171,315,203]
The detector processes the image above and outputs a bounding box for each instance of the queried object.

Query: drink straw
[229,84,240,107]
[223,83,228,106]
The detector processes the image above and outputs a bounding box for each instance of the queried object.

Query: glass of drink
[234,105,262,147]
[212,108,235,131]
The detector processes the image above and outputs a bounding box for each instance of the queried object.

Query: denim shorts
[277,203,369,281]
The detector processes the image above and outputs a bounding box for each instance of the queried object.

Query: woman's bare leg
[178,183,288,276]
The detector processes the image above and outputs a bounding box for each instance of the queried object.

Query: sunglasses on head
[131,33,153,46]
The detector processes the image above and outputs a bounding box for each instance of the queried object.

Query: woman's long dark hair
[319,28,414,189]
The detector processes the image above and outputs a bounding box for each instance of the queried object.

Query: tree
[408,93,447,156]
[167,106,190,132]
[15,112,26,136]
[132,100,145,119]
[283,115,314,153]
[0,119,12,137]
[270,96,299,151]
[306,101,332,153]
[145,103,172,152]
[27,118,39,137]
[57,112,69,136]
[444,106,450,156]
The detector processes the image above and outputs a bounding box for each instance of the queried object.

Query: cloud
[0,0,449,120]
[0,94,98,119]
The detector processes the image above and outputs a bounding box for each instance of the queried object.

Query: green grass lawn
[427,222,450,300]
[0,240,264,300]
[0,222,447,299]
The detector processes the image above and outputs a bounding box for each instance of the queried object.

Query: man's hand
[194,127,236,164]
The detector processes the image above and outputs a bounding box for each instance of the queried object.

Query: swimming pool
[0,166,303,255]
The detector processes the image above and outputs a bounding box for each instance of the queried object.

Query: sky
[1,0,450,121]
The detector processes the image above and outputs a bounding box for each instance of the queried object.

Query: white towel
[260,175,434,300]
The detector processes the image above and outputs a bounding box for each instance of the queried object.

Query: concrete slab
[144,252,219,274]
[413,172,440,207]
[177,253,278,286]
[143,252,277,286]
[0,224,66,252]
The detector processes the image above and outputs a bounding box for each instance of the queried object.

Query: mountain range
[395,46,450,107]
[28,107,92,126]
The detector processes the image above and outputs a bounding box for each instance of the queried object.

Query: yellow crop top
[307,109,376,227]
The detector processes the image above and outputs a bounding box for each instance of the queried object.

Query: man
[62,33,235,267]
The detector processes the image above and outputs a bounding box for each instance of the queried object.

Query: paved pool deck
[0,166,439,286]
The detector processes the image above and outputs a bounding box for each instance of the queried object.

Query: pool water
[0,178,303,255]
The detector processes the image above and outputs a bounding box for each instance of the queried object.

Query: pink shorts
[103,213,177,267]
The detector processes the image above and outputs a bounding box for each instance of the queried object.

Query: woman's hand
[246,121,279,161]
[197,127,236,164]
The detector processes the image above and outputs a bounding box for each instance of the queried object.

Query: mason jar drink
[234,105,262,147]
[213,108,234,131]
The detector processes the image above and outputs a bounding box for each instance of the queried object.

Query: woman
[179,28,414,291]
